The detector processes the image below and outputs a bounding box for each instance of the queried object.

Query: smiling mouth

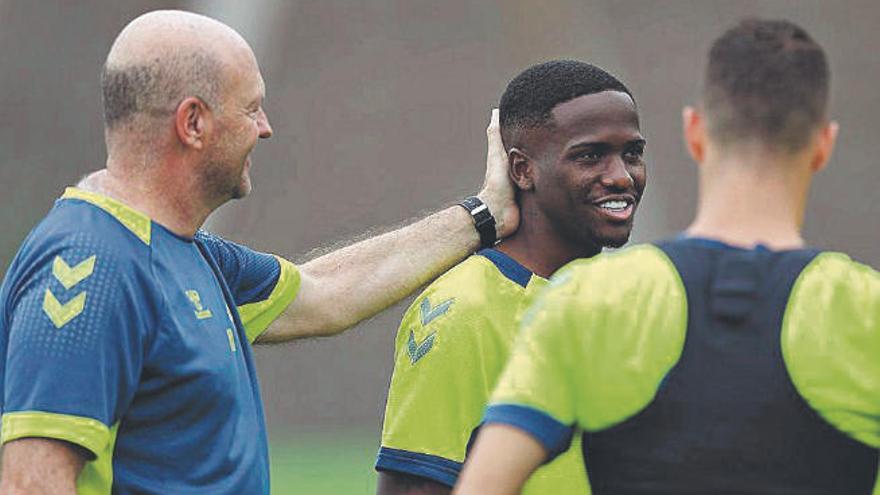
[593,197,637,222]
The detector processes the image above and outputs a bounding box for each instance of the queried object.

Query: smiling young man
[457,19,880,495]
[376,60,646,495]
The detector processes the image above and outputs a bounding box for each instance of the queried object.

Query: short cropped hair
[703,18,829,152]
[499,60,633,148]
[101,51,222,128]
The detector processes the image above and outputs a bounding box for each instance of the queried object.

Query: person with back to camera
[457,18,880,495]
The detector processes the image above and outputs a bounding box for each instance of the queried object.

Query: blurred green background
[269,428,377,494]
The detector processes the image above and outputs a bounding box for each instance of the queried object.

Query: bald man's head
[101,10,255,132]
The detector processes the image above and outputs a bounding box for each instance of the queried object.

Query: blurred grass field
[270,428,378,494]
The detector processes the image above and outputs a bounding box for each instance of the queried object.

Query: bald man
[0,10,516,495]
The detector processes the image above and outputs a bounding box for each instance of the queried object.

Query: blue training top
[0,187,301,494]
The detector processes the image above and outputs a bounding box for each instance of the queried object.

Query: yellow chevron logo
[42,289,87,328]
[52,255,96,290]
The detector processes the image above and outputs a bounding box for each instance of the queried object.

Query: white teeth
[599,200,629,210]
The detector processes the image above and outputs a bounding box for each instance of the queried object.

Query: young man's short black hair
[703,18,829,152]
[499,60,633,148]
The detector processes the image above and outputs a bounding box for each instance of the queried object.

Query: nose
[257,108,273,139]
[601,157,634,190]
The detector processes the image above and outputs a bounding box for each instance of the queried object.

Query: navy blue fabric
[675,234,773,253]
[484,404,574,461]
[195,230,280,306]
[375,447,463,487]
[580,237,879,494]
[477,248,533,288]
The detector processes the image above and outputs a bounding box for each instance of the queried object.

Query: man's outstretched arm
[257,109,517,342]
[453,424,546,495]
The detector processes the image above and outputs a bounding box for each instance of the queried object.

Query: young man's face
[527,90,646,253]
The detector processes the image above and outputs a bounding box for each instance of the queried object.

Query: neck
[687,149,811,250]
[495,199,601,279]
[80,155,216,238]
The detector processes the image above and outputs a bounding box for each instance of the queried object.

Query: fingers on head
[487,108,500,135]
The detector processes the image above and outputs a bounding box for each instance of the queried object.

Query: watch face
[462,196,481,211]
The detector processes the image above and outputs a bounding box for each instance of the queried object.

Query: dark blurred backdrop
[2,0,878,450]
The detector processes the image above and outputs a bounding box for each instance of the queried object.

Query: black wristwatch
[458,196,497,249]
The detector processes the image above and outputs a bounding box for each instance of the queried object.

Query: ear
[174,96,212,150]
[682,106,706,164]
[508,148,535,191]
[810,120,838,173]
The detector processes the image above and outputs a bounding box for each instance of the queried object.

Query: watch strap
[458,196,497,249]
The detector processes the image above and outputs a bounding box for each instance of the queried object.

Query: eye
[246,107,264,122]
[623,145,645,163]
[575,150,603,162]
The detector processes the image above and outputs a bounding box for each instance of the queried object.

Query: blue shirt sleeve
[1,237,154,458]
[195,231,281,306]
[195,231,301,342]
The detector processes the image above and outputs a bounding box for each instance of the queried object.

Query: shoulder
[193,230,240,273]
[524,245,687,360]
[3,199,155,309]
[52,188,154,252]
[394,254,521,350]
[14,198,151,275]
[545,244,684,309]
[193,229,236,255]
[194,229,281,277]
[793,251,880,304]
[412,253,517,317]
[782,253,880,447]
[17,192,156,275]
[784,251,880,343]
[513,245,689,432]
[1,215,159,345]
[434,253,517,293]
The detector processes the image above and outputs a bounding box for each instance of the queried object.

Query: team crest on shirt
[185,290,213,320]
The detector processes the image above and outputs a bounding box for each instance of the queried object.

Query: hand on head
[478,108,519,239]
